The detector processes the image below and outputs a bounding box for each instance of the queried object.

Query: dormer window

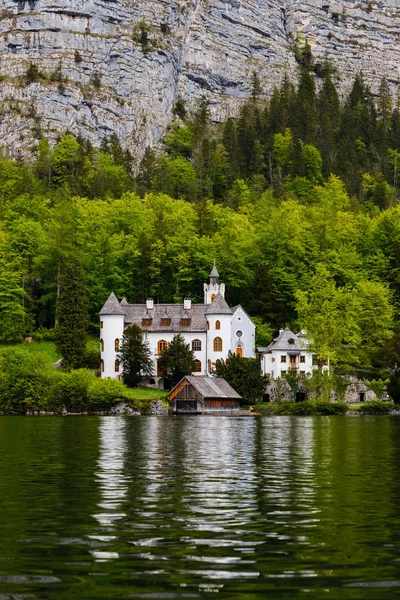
[142,313,152,326]
[181,312,191,326]
[161,315,171,326]
[288,338,295,345]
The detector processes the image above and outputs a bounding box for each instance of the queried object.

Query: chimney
[184,298,191,310]
[146,298,154,310]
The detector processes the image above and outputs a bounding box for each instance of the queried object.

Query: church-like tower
[204,264,226,304]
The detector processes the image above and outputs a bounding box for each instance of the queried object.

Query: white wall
[206,314,232,370]
[100,314,125,379]
[262,350,314,379]
[231,306,255,358]
[145,331,208,377]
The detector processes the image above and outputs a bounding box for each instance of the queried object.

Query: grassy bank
[252,401,396,416]
[0,341,167,415]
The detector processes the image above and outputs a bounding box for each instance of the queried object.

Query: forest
[1,55,400,379]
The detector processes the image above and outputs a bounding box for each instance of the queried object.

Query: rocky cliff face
[0,0,399,161]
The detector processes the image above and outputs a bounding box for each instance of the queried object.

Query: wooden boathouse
[169,376,241,414]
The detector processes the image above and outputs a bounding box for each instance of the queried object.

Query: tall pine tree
[55,260,89,369]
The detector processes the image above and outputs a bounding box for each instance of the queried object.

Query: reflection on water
[0,416,400,598]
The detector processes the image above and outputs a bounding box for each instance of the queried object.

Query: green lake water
[0,415,400,599]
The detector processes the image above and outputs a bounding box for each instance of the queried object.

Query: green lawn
[0,338,168,402]
[0,340,61,363]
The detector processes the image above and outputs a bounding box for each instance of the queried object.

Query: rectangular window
[281,370,286,376]
[100,321,103,329]
[271,357,275,363]
[181,318,191,326]
[300,371,305,376]
[161,318,171,326]
[281,355,286,363]
[142,318,152,326]
[300,356,306,363]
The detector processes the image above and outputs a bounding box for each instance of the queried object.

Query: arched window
[101,359,104,372]
[192,339,201,351]
[158,340,168,354]
[194,360,202,373]
[236,347,243,357]
[215,320,221,330]
[211,293,216,302]
[114,359,120,373]
[114,338,120,352]
[214,337,222,352]
[208,359,212,374]
[100,339,104,352]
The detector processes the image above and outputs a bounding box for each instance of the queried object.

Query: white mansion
[99,266,256,384]
[258,328,315,380]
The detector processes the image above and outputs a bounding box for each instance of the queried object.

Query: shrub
[355,401,394,415]
[0,349,59,413]
[34,327,55,342]
[88,378,127,410]
[59,369,93,412]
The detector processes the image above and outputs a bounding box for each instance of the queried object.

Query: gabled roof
[169,376,242,401]
[231,304,255,324]
[263,328,310,352]
[99,292,126,315]
[205,292,232,315]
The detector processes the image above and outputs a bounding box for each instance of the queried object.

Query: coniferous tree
[291,68,317,144]
[118,323,153,387]
[157,333,195,386]
[317,68,341,175]
[55,260,89,369]
[214,351,267,404]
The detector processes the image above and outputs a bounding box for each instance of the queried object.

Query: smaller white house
[259,328,314,379]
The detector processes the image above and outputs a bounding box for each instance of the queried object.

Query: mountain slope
[0,0,399,159]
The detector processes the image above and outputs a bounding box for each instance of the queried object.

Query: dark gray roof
[99,292,126,315]
[264,328,309,352]
[176,376,242,400]
[205,292,232,315]
[210,264,219,278]
[121,303,208,332]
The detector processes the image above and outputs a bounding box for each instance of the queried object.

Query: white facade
[100,313,124,379]
[260,329,314,379]
[99,267,256,383]
[231,306,256,358]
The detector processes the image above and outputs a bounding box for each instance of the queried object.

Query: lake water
[0,416,400,599]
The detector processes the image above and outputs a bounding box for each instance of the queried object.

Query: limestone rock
[0,0,398,161]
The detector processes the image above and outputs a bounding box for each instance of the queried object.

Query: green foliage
[118,323,153,388]
[55,260,89,369]
[353,401,394,415]
[25,62,45,85]
[255,400,348,415]
[387,368,400,403]
[214,351,267,404]
[157,333,195,386]
[1,66,400,379]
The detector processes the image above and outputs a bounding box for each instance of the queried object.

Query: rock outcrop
[0,0,399,160]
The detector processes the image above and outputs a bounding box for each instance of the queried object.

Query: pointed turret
[99,292,125,315]
[210,264,219,285]
[204,264,225,304]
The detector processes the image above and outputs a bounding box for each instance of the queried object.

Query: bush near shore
[253,401,396,416]
[0,347,166,415]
